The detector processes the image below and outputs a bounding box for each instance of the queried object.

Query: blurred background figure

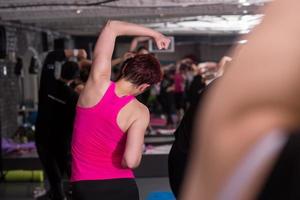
[158,68,176,128]
[130,36,151,55]
[168,56,232,198]
[35,49,86,200]
[70,59,92,94]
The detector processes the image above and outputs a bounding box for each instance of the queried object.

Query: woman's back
[71,82,134,181]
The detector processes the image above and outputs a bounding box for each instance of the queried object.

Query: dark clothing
[170,74,300,199]
[173,79,212,154]
[35,136,70,199]
[36,80,78,146]
[72,178,139,200]
[158,75,175,125]
[38,51,66,107]
[174,92,185,111]
[186,75,205,106]
[35,51,78,199]
[168,80,215,197]
[168,143,188,198]
[257,131,300,200]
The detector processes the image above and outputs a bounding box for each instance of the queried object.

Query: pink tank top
[71,82,135,182]
[174,73,184,93]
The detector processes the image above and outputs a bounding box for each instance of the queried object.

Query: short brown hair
[120,54,162,85]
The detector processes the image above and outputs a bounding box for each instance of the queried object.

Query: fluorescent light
[239,0,247,3]
[242,2,251,6]
[145,15,264,34]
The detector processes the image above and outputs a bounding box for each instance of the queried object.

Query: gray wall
[17,29,43,107]
[0,60,19,137]
[0,25,64,137]
[198,43,233,62]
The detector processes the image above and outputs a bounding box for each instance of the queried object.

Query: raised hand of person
[78,49,87,60]
[154,34,171,50]
[122,51,136,62]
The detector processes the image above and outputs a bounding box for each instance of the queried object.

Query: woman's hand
[154,34,171,50]
[122,51,135,62]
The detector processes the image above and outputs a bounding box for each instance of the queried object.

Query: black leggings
[35,134,71,200]
[168,143,188,198]
[72,178,139,200]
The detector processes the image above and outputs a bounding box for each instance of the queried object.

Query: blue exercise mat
[146,191,175,200]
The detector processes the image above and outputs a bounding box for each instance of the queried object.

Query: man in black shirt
[35,50,85,200]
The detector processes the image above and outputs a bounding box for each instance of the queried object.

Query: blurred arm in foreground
[181,1,300,200]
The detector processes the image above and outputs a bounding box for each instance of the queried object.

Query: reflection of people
[197,62,218,84]
[173,67,185,114]
[130,36,151,54]
[186,63,206,106]
[111,51,135,68]
[35,49,85,200]
[71,60,92,94]
[168,56,231,198]
[168,80,216,198]
[159,70,176,127]
[71,20,170,200]
[181,1,300,199]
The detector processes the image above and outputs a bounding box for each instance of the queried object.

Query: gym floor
[0,177,172,200]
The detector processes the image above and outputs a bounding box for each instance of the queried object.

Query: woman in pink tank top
[71,20,170,200]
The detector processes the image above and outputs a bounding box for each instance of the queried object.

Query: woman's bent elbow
[122,157,141,169]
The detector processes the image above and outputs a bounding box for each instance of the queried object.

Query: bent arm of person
[79,20,170,107]
[129,36,151,52]
[217,56,232,76]
[111,51,135,67]
[64,49,87,61]
[181,1,300,200]
[122,106,150,169]
[218,56,232,69]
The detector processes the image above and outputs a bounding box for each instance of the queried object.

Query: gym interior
[1,0,298,200]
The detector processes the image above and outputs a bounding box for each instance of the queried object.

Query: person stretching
[71,20,170,200]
